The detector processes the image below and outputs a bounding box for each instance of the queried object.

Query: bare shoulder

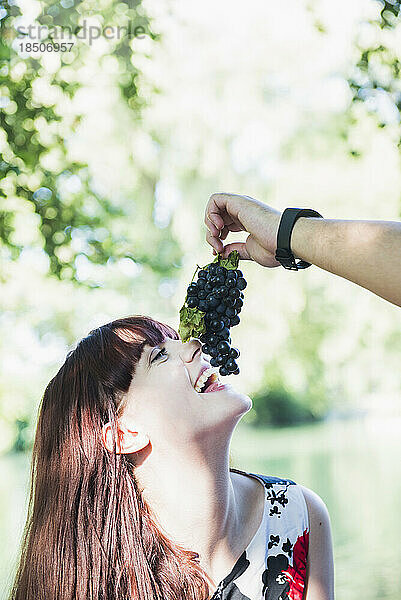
[299,484,331,526]
[298,485,335,600]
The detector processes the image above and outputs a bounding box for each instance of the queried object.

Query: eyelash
[152,347,167,362]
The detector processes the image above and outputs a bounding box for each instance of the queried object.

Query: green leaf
[217,250,240,270]
[178,305,206,342]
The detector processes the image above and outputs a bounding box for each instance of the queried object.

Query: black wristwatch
[275,208,323,270]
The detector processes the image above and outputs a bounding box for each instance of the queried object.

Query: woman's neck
[133,428,241,573]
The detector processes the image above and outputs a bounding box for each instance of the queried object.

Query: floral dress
[210,468,310,600]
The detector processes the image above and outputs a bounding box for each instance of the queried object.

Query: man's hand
[204,192,282,268]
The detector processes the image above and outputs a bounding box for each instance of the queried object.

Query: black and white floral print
[209,469,309,600]
[210,552,252,600]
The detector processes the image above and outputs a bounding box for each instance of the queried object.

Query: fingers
[205,222,231,253]
[206,228,223,253]
[219,225,230,241]
[205,193,244,254]
[204,194,226,232]
[204,212,220,237]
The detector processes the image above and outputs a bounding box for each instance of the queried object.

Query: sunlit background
[1,0,401,598]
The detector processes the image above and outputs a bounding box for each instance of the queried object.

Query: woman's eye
[152,348,167,362]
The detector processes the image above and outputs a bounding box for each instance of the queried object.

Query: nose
[180,339,202,363]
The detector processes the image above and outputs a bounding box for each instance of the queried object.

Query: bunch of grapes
[185,262,247,376]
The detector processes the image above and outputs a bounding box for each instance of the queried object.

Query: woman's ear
[101,421,150,454]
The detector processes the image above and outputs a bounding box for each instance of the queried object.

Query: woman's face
[119,336,252,449]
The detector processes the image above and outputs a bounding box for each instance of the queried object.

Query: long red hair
[9,315,211,600]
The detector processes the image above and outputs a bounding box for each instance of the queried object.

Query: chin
[234,390,252,416]
[190,387,252,443]
[205,383,252,418]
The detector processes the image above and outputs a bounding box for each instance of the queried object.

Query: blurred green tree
[346,1,401,179]
[249,285,339,427]
[0,0,181,284]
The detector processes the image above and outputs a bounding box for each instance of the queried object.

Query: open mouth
[194,368,220,393]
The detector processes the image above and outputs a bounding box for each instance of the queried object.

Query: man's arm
[204,193,401,307]
[299,485,335,600]
[291,218,401,307]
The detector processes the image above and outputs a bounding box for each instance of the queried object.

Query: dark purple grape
[187,296,198,308]
[225,278,236,289]
[205,282,213,293]
[214,274,226,286]
[234,298,243,310]
[239,291,244,299]
[197,278,206,289]
[216,303,226,314]
[208,264,218,275]
[236,277,247,290]
[225,307,237,318]
[229,347,240,359]
[202,343,211,354]
[209,276,219,287]
[223,296,236,307]
[217,340,230,355]
[216,354,225,365]
[216,266,226,276]
[187,285,198,296]
[210,356,220,367]
[198,300,208,312]
[230,315,240,326]
[211,319,224,331]
[198,269,208,279]
[208,334,219,346]
[198,289,207,299]
[219,327,230,340]
[221,316,230,327]
[232,368,240,375]
[215,286,226,298]
[219,366,229,376]
[208,311,219,322]
[235,269,243,278]
[229,288,240,299]
[206,295,220,308]
[225,358,238,372]
[209,346,219,358]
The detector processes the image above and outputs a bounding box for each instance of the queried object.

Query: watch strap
[275,208,323,270]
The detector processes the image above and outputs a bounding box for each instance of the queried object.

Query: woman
[10,315,334,600]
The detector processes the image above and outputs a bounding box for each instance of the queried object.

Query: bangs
[101,315,179,360]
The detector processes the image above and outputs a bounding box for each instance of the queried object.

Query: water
[1,417,400,599]
[231,417,401,600]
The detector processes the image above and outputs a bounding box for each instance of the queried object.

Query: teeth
[194,366,219,392]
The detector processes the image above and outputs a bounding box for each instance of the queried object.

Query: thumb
[219,242,252,260]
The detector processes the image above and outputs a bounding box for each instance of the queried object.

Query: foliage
[250,369,317,428]
[248,285,338,427]
[347,1,401,161]
[0,0,181,283]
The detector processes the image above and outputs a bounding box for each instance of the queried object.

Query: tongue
[204,380,222,393]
